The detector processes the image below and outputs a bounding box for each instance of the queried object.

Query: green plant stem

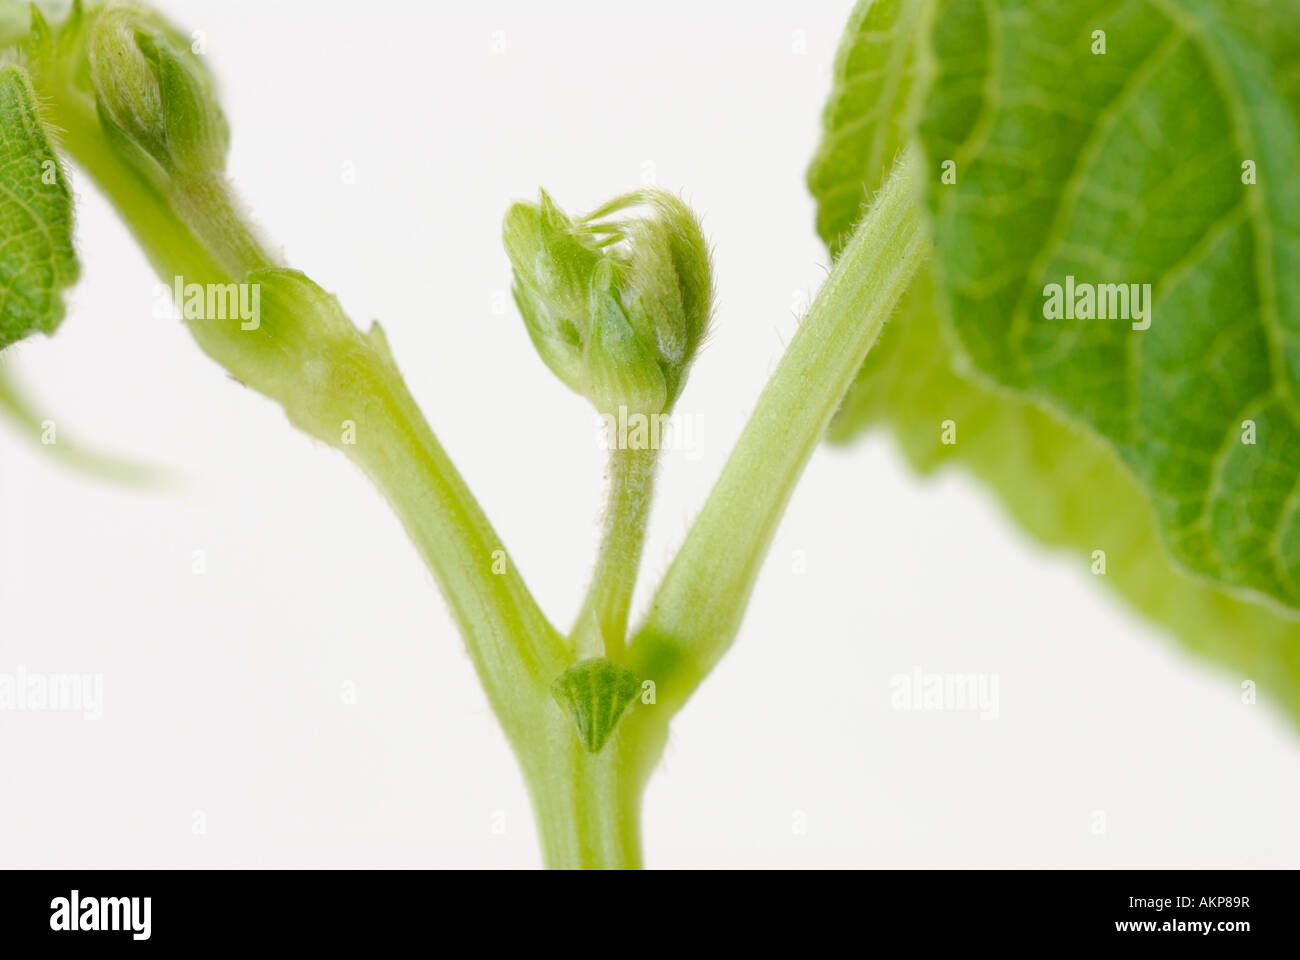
[628,145,929,711]
[171,174,277,276]
[341,349,569,732]
[33,35,929,866]
[521,721,652,869]
[46,96,226,284]
[39,87,567,742]
[40,74,638,866]
[572,443,659,659]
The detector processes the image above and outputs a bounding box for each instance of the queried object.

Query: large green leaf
[807,0,933,256]
[0,63,78,350]
[833,275,1300,721]
[811,0,1300,722]
[923,0,1300,610]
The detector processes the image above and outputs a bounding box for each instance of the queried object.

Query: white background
[1,0,1297,868]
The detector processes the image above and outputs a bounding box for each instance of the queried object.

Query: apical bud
[89,6,228,179]
[503,188,713,417]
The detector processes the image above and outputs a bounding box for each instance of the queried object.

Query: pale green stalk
[30,18,926,863]
[35,81,570,781]
[628,147,928,711]
[572,443,659,660]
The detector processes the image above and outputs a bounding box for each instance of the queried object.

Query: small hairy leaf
[550,658,641,753]
[0,64,79,351]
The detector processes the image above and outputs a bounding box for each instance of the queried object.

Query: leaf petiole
[627,146,930,711]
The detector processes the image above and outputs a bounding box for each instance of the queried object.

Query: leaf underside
[0,64,78,351]
[812,0,1300,723]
